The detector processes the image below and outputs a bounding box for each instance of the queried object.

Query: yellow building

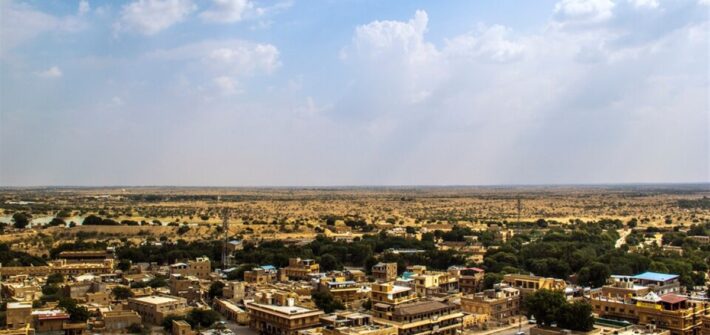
[460,286,521,327]
[371,283,417,307]
[214,298,249,325]
[319,276,364,307]
[502,274,566,296]
[100,310,142,331]
[372,299,464,335]
[591,291,708,335]
[372,263,398,282]
[247,292,324,335]
[301,312,398,335]
[282,258,320,281]
[127,295,188,325]
[451,267,484,294]
[5,303,32,329]
[169,257,211,279]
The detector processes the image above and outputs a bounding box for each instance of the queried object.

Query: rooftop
[632,272,678,282]
[131,295,181,305]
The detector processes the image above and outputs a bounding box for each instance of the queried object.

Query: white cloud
[199,0,253,23]
[78,0,91,15]
[212,76,241,95]
[444,25,525,62]
[0,1,85,56]
[336,5,709,183]
[115,0,196,35]
[348,10,436,64]
[554,0,615,24]
[628,0,659,8]
[35,66,63,78]
[148,39,281,76]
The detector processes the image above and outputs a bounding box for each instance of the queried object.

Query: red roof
[660,294,686,304]
[37,313,70,321]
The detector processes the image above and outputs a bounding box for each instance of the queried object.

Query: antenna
[516,196,522,224]
[221,207,230,269]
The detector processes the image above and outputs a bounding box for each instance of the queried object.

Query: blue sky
[0,0,708,186]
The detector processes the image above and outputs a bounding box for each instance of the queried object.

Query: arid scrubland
[1,185,708,255]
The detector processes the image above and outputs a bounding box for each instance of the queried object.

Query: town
[0,188,708,335]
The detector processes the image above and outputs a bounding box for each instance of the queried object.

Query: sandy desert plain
[0,184,708,256]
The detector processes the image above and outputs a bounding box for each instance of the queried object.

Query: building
[460,285,521,327]
[127,295,188,324]
[590,289,709,335]
[214,298,249,325]
[169,257,211,279]
[244,266,277,284]
[301,312,398,335]
[31,310,70,333]
[318,276,364,307]
[410,271,458,297]
[282,258,320,281]
[370,283,417,307]
[453,267,484,294]
[100,310,142,331]
[168,274,202,303]
[630,272,681,295]
[502,274,566,297]
[222,281,246,300]
[246,291,324,335]
[57,250,113,264]
[172,320,194,335]
[372,263,398,282]
[371,299,464,335]
[5,303,32,329]
[0,259,114,277]
[701,314,710,335]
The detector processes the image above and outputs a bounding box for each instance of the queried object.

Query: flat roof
[7,302,32,309]
[249,302,322,316]
[132,295,180,305]
[632,272,678,282]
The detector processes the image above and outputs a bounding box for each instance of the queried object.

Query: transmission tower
[516,197,522,224]
[221,207,230,269]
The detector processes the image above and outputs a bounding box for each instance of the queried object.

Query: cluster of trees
[230,232,466,275]
[0,243,46,266]
[483,222,709,289]
[525,290,594,331]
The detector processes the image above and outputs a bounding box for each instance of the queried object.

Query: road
[615,229,631,248]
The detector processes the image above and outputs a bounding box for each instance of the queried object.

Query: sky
[0,0,708,186]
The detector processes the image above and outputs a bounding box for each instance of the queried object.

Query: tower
[221,207,230,269]
[516,196,522,224]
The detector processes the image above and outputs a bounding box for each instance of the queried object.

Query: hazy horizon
[1,0,708,186]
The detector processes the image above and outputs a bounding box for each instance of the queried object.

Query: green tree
[208,281,225,299]
[46,273,64,285]
[162,314,186,331]
[12,212,31,229]
[525,290,566,327]
[557,301,594,331]
[312,291,344,313]
[117,259,131,272]
[58,297,91,322]
[127,323,143,334]
[112,286,134,300]
[482,273,503,290]
[186,309,221,329]
[319,254,341,271]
